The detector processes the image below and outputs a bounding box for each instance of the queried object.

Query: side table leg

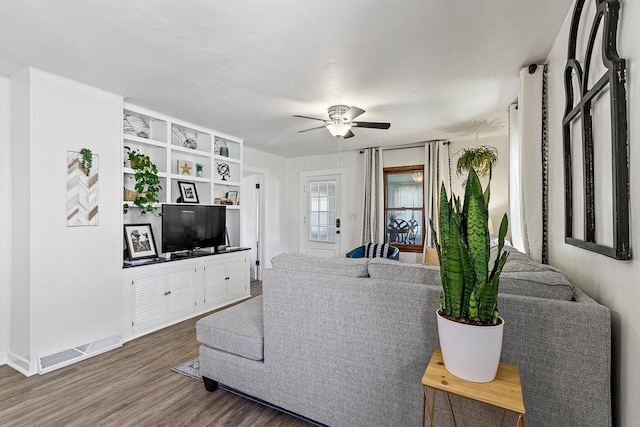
[423,387,436,427]
[445,392,458,427]
[517,414,526,427]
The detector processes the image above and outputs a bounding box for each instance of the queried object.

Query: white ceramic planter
[436,309,504,383]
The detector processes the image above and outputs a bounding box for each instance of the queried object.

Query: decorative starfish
[180,162,193,175]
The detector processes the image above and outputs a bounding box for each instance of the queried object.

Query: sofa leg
[203,376,219,392]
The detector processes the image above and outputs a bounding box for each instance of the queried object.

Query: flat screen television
[162,204,226,254]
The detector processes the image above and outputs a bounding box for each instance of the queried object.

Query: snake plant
[431,168,509,325]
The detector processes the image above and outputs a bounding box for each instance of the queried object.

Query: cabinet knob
[225,276,230,280]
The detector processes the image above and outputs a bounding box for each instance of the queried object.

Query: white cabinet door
[132,271,166,333]
[204,261,227,309]
[167,266,197,318]
[226,257,249,300]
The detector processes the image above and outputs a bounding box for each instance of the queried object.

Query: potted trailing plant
[195,163,204,178]
[123,147,162,214]
[456,145,498,180]
[430,168,509,382]
[80,148,92,176]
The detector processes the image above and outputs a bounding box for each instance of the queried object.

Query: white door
[300,172,343,257]
[241,174,260,280]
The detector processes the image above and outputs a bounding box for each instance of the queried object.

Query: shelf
[125,168,168,178]
[213,154,240,164]
[123,134,167,148]
[214,179,241,187]
[170,174,211,183]
[123,201,162,208]
[225,205,241,210]
[170,145,211,157]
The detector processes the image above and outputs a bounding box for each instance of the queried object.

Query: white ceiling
[0,1,572,158]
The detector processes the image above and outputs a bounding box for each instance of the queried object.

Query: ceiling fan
[294,105,391,139]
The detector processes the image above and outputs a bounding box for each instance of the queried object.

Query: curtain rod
[359,139,449,153]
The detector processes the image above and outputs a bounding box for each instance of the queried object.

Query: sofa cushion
[499,271,574,301]
[196,296,264,361]
[367,257,441,285]
[368,257,573,300]
[271,253,370,278]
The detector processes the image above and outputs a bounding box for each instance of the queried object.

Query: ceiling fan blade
[343,129,355,139]
[342,106,365,122]
[297,125,327,133]
[351,121,391,129]
[293,114,327,122]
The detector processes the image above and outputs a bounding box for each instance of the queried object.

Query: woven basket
[123,187,146,202]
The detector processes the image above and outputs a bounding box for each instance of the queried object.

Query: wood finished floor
[0,281,311,427]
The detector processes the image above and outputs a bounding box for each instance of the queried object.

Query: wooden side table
[421,349,526,427]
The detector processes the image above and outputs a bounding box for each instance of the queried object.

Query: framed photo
[178,181,199,203]
[124,223,157,260]
[226,190,238,205]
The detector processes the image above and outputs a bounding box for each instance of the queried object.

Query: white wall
[10,69,123,373]
[546,2,640,425]
[0,76,10,364]
[9,70,32,370]
[243,147,290,267]
[286,151,364,256]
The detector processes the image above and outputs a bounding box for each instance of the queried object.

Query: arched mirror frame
[562,0,631,260]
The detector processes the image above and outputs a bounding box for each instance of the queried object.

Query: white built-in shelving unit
[122,103,244,249]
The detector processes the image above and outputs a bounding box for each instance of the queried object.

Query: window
[384,165,424,253]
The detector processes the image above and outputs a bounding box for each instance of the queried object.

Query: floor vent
[38,335,123,374]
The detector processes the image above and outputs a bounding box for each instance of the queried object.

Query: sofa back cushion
[271,253,370,278]
[368,257,574,301]
[368,258,441,285]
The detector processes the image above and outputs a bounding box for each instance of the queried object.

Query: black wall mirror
[562,0,631,260]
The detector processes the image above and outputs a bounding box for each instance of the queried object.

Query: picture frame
[226,190,238,205]
[123,223,157,260]
[177,180,199,203]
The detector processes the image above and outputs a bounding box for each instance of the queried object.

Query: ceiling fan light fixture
[327,122,351,137]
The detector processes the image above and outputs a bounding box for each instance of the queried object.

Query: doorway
[299,169,346,257]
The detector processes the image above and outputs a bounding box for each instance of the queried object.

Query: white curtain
[362,148,384,244]
[511,66,544,262]
[423,141,450,255]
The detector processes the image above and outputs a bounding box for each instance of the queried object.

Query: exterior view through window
[384,165,424,253]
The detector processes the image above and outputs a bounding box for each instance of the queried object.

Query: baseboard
[6,353,36,377]
[0,351,7,365]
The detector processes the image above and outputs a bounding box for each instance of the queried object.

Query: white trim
[243,165,269,281]
[7,352,36,377]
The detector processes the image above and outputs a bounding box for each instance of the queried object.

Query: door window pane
[309,179,337,243]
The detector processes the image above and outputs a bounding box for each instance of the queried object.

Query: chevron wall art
[67,151,99,226]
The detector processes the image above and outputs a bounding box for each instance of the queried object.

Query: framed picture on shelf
[123,223,157,260]
[226,190,239,205]
[176,159,194,176]
[177,181,199,203]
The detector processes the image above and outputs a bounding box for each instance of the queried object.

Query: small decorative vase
[196,168,204,178]
[219,145,229,157]
[436,310,504,383]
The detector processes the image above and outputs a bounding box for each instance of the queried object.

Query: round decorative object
[217,163,230,181]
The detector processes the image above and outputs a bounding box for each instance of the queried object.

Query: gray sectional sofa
[196,250,611,426]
